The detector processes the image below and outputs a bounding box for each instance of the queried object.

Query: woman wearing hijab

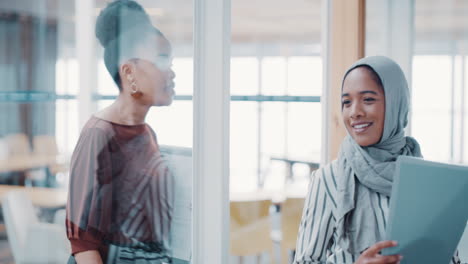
[294,56,462,264]
[66,1,176,263]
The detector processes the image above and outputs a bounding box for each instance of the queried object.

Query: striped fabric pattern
[117,154,174,251]
[106,242,171,264]
[66,116,175,262]
[294,164,462,264]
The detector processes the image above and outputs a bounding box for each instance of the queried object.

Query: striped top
[294,162,462,264]
[66,116,174,262]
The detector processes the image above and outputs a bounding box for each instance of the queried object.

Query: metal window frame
[192,0,231,263]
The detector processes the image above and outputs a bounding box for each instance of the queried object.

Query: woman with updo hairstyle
[66,1,176,263]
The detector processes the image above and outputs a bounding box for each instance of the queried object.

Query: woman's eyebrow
[342,90,378,97]
[360,90,378,95]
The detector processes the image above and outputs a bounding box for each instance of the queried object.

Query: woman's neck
[97,95,151,125]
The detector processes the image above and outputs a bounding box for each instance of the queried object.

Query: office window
[230,54,322,192]
[229,1,322,262]
[366,0,468,163]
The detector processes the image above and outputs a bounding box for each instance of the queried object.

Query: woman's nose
[350,103,364,119]
[167,68,176,80]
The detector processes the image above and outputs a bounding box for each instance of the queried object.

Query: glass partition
[0,0,192,263]
[230,0,322,263]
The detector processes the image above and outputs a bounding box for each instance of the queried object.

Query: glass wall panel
[231,57,259,96]
[230,101,259,193]
[0,0,192,263]
[464,56,468,164]
[230,0,322,263]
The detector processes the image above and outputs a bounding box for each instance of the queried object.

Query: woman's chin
[355,138,379,147]
[152,98,173,107]
[165,98,173,106]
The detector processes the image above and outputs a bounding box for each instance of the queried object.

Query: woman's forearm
[75,250,103,264]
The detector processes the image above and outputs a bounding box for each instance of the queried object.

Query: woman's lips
[166,83,175,95]
[351,122,372,133]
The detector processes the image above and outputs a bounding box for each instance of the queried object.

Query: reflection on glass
[0,0,191,263]
[0,0,77,260]
[56,99,79,155]
[65,1,192,263]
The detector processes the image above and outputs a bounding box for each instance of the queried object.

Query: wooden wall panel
[327,0,366,161]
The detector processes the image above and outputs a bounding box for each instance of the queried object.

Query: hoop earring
[130,81,143,99]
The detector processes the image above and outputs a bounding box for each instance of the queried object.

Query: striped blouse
[66,116,174,263]
[294,163,462,264]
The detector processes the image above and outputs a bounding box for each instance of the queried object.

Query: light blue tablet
[382,156,468,264]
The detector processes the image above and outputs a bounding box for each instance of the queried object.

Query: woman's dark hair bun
[95,0,153,47]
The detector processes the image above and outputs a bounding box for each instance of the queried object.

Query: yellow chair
[2,134,32,184]
[32,135,59,156]
[281,197,305,264]
[33,135,67,175]
[230,199,273,261]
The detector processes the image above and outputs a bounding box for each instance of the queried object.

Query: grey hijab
[335,56,422,254]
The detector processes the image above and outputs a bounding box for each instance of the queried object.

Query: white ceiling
[0,0,467,47]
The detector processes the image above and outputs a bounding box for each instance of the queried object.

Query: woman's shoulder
[83,116,116,132]
[309,161,339,197]
[311,161,338,181]
[74,116,115,148]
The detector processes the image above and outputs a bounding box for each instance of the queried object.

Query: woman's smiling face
[341,66,385,147]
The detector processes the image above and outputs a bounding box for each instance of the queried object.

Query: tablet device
[382,156,468,263]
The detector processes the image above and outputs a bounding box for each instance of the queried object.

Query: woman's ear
[119,61,137,85]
